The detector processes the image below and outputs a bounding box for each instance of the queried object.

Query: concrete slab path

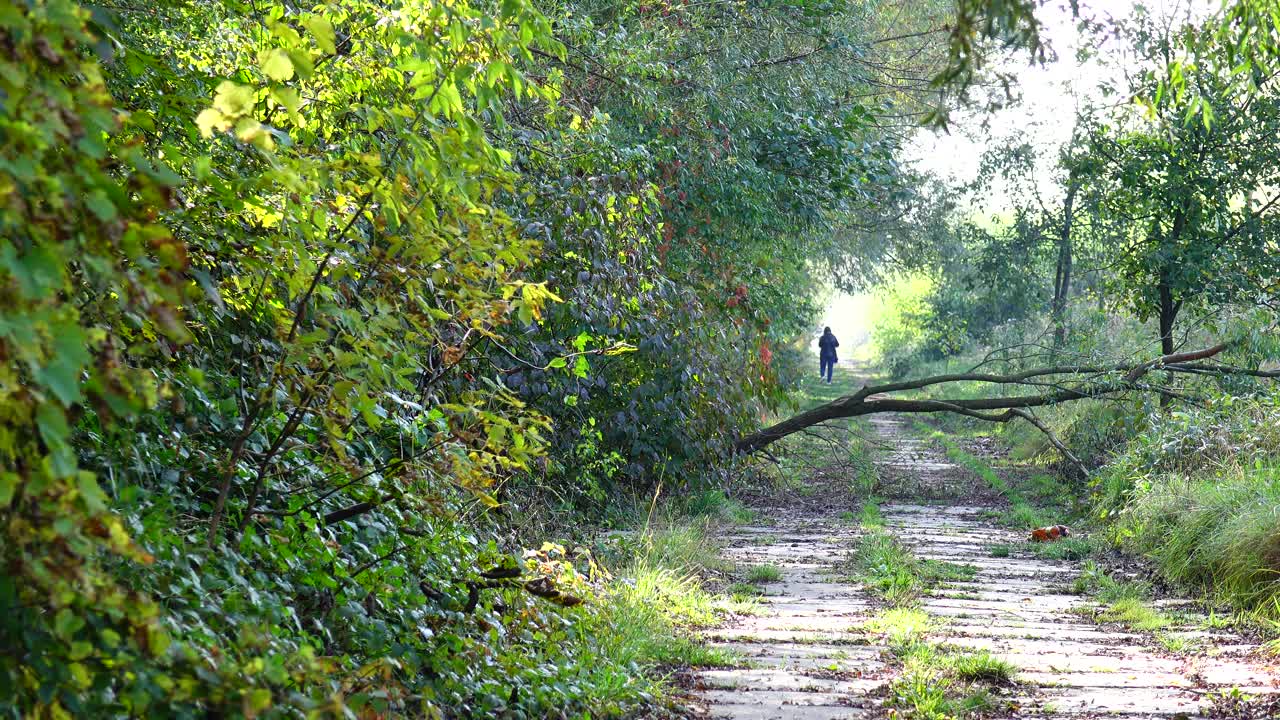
[686,415,1280,719]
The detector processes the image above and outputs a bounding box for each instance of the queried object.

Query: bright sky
[812,292,877,360]
[908,0,1131,210]
[818,0,1215,358]
[909,0,1216,208]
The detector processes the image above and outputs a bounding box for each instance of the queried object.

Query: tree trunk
[1157,203,1189,356]
[1051,176,1078,348]
[1157,279,1177,356]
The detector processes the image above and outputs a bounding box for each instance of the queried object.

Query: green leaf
[258,48,294,82]
[34,325,91,406]
[85,190,117,222]
[212,81,256,118]
[245,688,272,713]
[1,243,61,299]
[0,473,17,506]
[287,49,314,80]
[271,87,301,119]
[77,472,108,513]
[35,402,70,447]
[54,608,85,638]
[303,15,336,54]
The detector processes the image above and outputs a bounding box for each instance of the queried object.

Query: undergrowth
[581,492,771,706]
[1095,393,1280,624]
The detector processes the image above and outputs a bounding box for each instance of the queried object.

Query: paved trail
[687,415,1280,719]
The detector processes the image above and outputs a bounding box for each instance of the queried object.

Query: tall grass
[595,519,751,674]
[1098,393,1280,620]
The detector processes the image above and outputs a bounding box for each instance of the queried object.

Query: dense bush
[1,0,945,715]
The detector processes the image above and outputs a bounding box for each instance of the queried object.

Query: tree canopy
[6,0,1280,717]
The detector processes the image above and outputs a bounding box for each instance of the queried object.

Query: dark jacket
[819,332,839,360]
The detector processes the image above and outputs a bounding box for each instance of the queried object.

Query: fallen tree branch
[735,343,1237,454]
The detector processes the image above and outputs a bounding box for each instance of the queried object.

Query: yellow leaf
[195,108,226,138]
[234,118,274,150]
[258,48,294,82]
[303,15,336,54]
[212,81,256,118]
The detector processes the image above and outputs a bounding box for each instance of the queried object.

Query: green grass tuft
[859,496,886,528]
[1098,597,1173,632]
[864,607,935,642]
[951,651,1018,683]
[1031,537,1092,561]
[679,489,757,524]
[847,530,976,606]
[744,564,782,583]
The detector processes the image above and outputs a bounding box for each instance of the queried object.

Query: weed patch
[848,530,976,606]
[864,607,936,641]
[1070,561,1176,633]
[745,564,783,583]
[865,610,1016,719]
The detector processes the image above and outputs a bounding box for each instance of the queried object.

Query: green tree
[1081,13,1280,355]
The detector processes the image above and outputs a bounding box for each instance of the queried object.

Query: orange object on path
[1029,525,1071,542]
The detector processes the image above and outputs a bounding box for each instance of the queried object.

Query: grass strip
[863,608,1017,719]
[913,421,1080,534]
[849,530,977,607]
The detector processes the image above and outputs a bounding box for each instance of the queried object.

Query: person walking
[818,327,839,383]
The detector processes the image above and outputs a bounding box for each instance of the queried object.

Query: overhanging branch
[735,343,1239,455]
